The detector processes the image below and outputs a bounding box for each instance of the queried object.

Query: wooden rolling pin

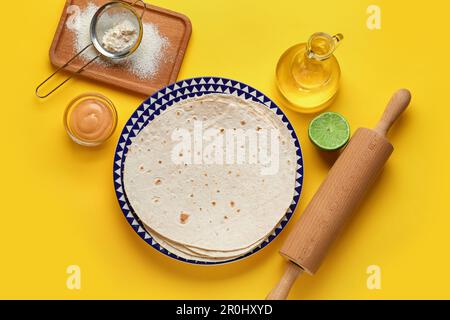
[267,89,411,300]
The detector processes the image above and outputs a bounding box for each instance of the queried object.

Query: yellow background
[0,0,449,299]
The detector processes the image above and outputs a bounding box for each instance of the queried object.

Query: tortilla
[124,94,297,251]
[144,222,268,259]
[146,227,235,262]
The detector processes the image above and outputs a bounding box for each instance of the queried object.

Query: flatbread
[144,222,267,259]
[124,94,297,251]
[145,226,241,262]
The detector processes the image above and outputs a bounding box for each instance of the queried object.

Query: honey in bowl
[64,93,117,147]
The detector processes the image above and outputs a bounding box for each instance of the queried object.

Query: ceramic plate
[113,77,304,265]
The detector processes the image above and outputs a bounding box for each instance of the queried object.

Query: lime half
[308,112,350,151]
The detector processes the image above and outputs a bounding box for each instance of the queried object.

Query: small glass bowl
[64,93,118,147]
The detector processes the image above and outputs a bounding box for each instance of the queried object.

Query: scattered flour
[67,2,169,80]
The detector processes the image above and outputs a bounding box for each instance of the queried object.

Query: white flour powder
[101,20,138,53]
[67,2,169,80]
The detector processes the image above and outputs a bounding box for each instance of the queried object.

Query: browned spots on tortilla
[211,201,216,206]
[224,216,228,220]
[204,173,208,177]
[228,171,232,175]
[230,201,235,208]
[240,120,246,126]
[257,126,262,131]
[139,165,144,171]
[220,128,225,133]
[152,197,160,204]
[154,178,162,185]
[158,160,162,164]
[190,194,194,198]
[180,212,190,224]
[237,209,241,213]
[176,111,181,116]
[179,152,183,157]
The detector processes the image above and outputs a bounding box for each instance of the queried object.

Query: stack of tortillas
[123,94,298,262]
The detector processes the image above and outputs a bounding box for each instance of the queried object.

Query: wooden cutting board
[49,0,192,96]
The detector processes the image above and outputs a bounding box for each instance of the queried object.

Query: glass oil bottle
[276,32,343,113]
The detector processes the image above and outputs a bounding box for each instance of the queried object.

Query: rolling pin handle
[374,89,411,136]
[266,261,303,300]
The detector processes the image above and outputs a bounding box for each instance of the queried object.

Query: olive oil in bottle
[276,32,343,113]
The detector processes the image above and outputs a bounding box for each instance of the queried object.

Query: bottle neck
[306,33,343,61]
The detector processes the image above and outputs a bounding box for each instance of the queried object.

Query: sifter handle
[266,261,303,300]
[131,0,147,20]
[35,44,99,99]
[374,89,411,136]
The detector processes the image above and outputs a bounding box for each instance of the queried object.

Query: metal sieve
[36,0,146,99]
